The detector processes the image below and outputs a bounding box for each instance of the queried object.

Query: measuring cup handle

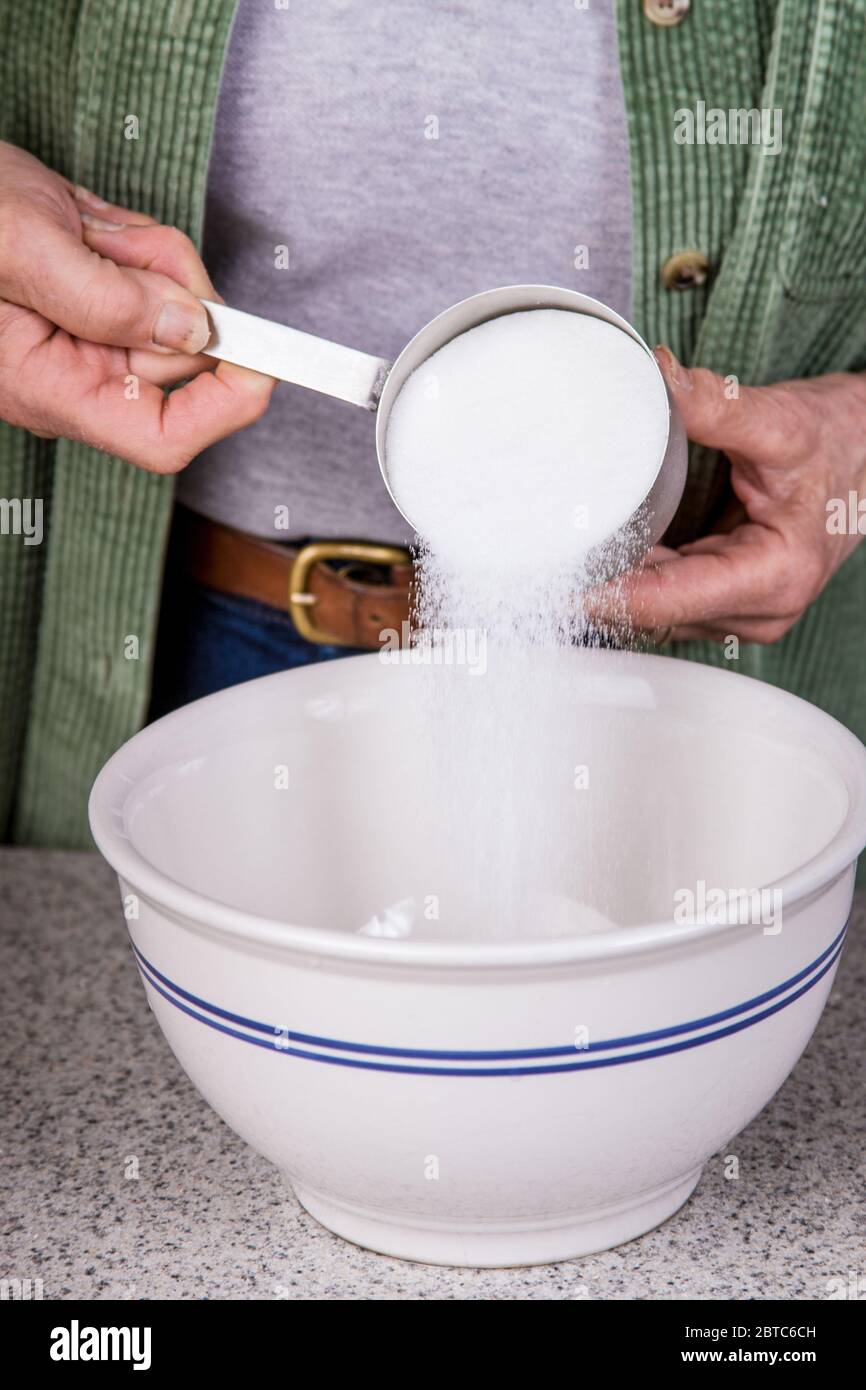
[200,300,391,410]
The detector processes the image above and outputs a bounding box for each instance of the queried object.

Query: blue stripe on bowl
[132,922,847,1060]
[130,922,847,1077]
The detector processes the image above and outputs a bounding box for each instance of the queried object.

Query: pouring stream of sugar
[359,305,680,943]
[198,287,686,942]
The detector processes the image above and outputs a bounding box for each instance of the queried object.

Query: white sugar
[377,308,667,940]
[387,309,667,584]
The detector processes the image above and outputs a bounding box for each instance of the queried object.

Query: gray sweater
[178,0,632,542]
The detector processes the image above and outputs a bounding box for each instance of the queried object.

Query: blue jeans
[149,573,363,719]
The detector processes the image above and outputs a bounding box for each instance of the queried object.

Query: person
[1,0,865,850]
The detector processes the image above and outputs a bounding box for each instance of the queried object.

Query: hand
[601,349,866,644]
[0,140,275,472]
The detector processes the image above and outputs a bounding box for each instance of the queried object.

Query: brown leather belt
[176,506,414,649]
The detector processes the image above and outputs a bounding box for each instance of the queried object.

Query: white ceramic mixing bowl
[89,651,866,1267]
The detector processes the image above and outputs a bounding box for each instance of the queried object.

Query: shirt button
[643,0,691,26]
[661,250,710,290]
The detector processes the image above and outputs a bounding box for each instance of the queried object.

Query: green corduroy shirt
[1,0,865,850]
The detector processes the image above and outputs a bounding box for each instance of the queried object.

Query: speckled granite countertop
[1,847,862,1301]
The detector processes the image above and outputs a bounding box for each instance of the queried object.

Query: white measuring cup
[201,284,687,548]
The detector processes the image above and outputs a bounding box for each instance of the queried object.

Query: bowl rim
[88,652,866,970]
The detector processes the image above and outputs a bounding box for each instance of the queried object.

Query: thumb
[654,347,773,461]
[1,211,211,355]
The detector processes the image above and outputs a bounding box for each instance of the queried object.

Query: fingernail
[80,211,126,231]
[654,345,692,391]
[74,185,109,210]
[153,300,211,354]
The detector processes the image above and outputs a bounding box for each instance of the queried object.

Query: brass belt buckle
[288,540,412,646]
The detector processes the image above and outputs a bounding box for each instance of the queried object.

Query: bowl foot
[291,1167,703,1268]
